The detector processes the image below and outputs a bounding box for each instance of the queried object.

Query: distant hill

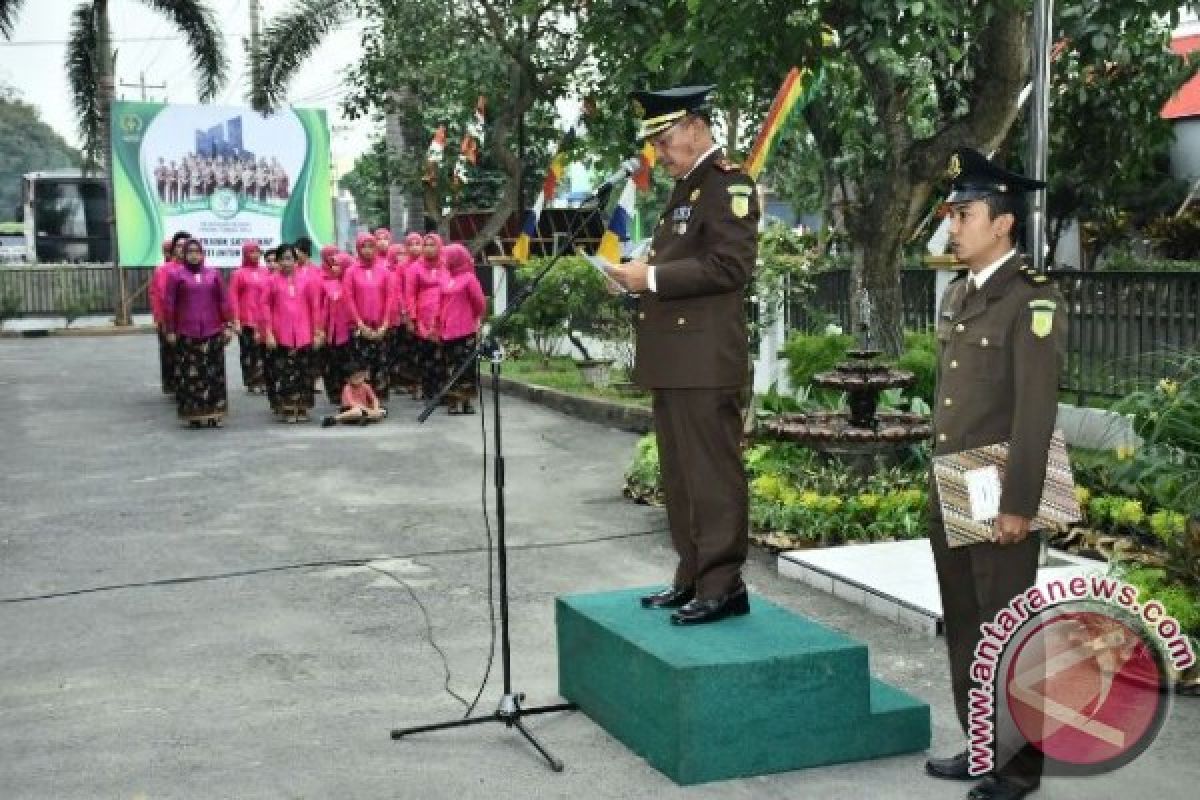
[0,85,82,222]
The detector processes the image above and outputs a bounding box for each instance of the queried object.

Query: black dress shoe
[640,586,694,609]
[925,751,976,781]
[967,774,1038,800]
[669,588,750,625]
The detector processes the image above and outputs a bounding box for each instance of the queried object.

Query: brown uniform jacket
[934,253,1067,519]
[632,149,760,389]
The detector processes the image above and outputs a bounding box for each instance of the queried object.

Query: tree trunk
[96,0,127,325]
[850,185,910,357]
[467,62,532,258]
[385,87,424,233]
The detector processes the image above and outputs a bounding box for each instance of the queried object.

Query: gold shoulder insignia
[1019,268,1049,286]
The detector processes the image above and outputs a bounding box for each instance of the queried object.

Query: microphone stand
[390,185,616,771]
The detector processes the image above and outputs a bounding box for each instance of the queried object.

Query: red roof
[1163,34,1200,120]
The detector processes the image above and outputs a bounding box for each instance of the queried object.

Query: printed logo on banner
[210,189,240,220]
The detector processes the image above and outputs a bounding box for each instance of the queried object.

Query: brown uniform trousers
[931,254,1067,788]
[633,149,759,599]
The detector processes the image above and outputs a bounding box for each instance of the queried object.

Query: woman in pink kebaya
[229,240,270,393]
[260,244,324,423]
[374,227,392,261]
[387,232,425,397]
[384,239,415,395]
[150,231,190,396]
[438,243,488,414]
[410,233,448,401]
[318,249,356,405]
[162,238,233,427]
[344,232,391,400]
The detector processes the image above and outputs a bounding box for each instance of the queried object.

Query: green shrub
[782,332,853,390]
[0,285,20,322]
[1145,211,1200,261]
[506,256,625,362]
[1119,566,1200,638]
[897,332,937,405]
[624,434,661,501]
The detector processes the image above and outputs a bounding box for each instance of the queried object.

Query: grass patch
[500,356,651,407]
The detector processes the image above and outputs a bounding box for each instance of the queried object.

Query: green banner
[111,101,333,267]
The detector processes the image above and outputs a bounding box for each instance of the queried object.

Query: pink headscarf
[240,240,261,267]
[442,243,475,275]
[374,227,392,242]
[386,243,405,268]
[421,233,444,267]
[182,238,207,272]
[354,232,376,267]
[319,244,339,268]
[332,251,353,277]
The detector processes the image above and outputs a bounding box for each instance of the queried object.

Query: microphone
[586,155,643,201]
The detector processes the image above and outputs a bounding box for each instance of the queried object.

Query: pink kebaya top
[163,264,230,338]
[319,265,355,346]
[149,260,178,324]
[262,270,323,348]
[341,381,378,409]
[410,261,447,339]
[438,244,487,340]
[344,258,390,328]
[384,261,413,326]
[229,259,270,328]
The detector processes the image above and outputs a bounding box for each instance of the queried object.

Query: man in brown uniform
[923,148,1066,800]
[609,85,759,626]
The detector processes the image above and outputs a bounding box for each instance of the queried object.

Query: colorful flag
[632,140,656,192]
[512,130,575,264]
[744,67,823,180]
[453,95,487,187]
[596,179,636,264]
[423,125,447,186]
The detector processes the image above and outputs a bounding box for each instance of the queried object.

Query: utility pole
[1027,0,1053,271]
[119,70,166,101]
[249,0,261,91]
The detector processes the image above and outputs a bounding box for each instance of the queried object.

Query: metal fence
[787,269,936,334]
[1054,270,1200,400]
[791,267,1200,400]
[0,265,235,319]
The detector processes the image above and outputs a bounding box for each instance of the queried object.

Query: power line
[0,35,179,47]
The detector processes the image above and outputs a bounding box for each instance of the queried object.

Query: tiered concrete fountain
[763,290,932,473]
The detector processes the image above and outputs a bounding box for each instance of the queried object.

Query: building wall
[1170,118,1200,183]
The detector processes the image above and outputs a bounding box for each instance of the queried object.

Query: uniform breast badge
[672,205,692,235]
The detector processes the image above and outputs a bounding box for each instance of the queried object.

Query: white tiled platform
[778,538,1105,636]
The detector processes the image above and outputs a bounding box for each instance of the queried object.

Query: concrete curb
[1,324,156,339]
[489,375,653,434]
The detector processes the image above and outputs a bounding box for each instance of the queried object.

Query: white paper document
[963,465,1001,522]
[582,254,628,294]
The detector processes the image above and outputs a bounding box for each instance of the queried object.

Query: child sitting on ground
[322,362,387,426]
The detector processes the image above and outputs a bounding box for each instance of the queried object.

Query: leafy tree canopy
[0,84,81,222]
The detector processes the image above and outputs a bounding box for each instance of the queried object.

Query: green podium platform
[556,588,930,785]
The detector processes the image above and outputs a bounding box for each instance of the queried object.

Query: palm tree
[250,0,425,235]
[0,0,228,324]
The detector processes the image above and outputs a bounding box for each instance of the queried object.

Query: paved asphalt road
[1,336,1196,799]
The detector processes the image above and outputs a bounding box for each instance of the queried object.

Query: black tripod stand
[390,193,615,771]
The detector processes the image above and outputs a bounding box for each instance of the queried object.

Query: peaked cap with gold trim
[630,84,715,140]
[946,147,1046,204]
